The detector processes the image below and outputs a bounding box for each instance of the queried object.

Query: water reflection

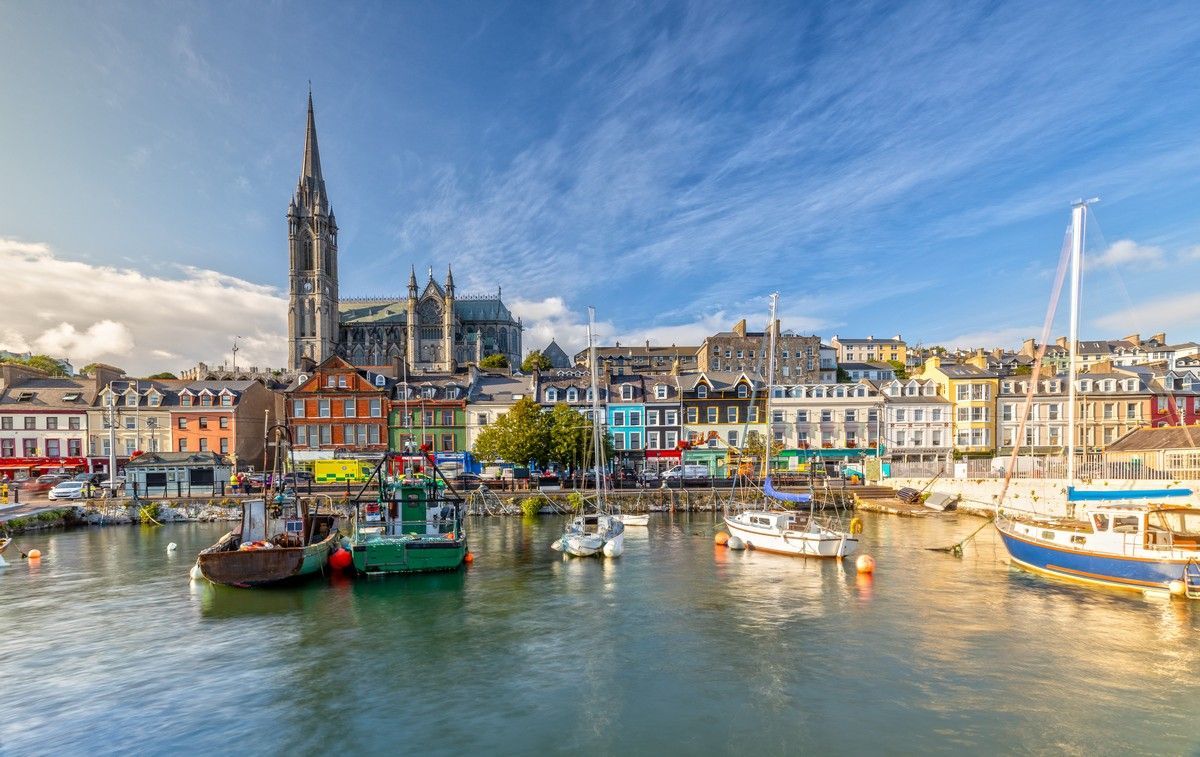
[3,514,1200,754]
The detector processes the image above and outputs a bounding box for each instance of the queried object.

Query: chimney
[1150,332,1166,345]
[893,334,901,341]
[645,340,650,350]
[1020,338,1037,357]
[867,335,874,341]
[733,319,747,337]
[1123,333,1140,346]
[991,348,1003,359]
[392,354,404,380]
[1056,336,1069,349]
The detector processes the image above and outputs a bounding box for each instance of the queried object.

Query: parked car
[663,464,709,480]
[48,480,94,500]
[23,474,70,493]
[72,472,104,484]
[281,471,314,486]
[99,476,127,492]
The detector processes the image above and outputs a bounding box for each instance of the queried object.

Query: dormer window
[63,392,81,402]
[326,375,336,388]
[566,388,578,402]
[422,387,436,399]
[125,394,138,407]
[338,374,348,388]
[655,385,667,400]
[200,394,213,407]
[220,394,233,406]
[375,375,386,388]
[696,384,708,398]
[180,394,193,407]
[546,388,558,403]
[736,384,748,398]
[621,385,633,401]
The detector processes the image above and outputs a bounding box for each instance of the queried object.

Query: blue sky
[1,1,1199,372]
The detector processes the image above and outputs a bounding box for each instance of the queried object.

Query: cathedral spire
[298,90,327,209]
[445,264,455,295]
[408,265,418,297]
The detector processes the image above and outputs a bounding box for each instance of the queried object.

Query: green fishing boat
[349,455,468,575]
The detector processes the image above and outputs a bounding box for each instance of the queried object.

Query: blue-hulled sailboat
[994,200,1200,598]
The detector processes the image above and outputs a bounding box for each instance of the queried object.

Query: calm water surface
[2,512,1198,755]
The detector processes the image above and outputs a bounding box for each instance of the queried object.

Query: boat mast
[763,293,779,479]
[1066,198,1097,483]
[587,307,605,504]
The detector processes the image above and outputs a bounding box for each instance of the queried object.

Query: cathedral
[287,93,523,373]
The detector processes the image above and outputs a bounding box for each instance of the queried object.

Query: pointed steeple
[445,264,455,296]
[297,89,328,211]
[408,265,418,297]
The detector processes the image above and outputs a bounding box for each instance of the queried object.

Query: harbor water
[2,512,1198,754]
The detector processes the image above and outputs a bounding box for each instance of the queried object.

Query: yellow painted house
[917,356,999,456]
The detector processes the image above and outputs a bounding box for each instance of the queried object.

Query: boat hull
[997,526,1189,592]
[198,530,338,588]
[725,518,858,558]
[616,514,649,527]
[351,537,467,574]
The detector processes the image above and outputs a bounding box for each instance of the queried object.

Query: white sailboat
[723,293,860,559]
[552,307,625,558]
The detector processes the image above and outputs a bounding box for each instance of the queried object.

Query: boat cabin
[361,481,457,539]
[1013,505,1200,555]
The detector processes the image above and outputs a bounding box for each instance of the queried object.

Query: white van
[663,464,709,480]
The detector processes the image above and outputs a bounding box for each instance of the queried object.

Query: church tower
[287,91,339,369]
[443,265,456,373]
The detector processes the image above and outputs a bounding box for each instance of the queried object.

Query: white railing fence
[887,453,1200,481]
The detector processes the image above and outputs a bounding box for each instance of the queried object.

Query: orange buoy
[464,552,475,564]
[445,531,455,540]
[714,531,730,546]
[27,549,41,560]
[328,548,353,571]
[855,554,875,574]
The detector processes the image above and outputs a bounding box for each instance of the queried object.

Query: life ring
[849,517,863,535]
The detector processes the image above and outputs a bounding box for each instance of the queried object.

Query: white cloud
[0,238,286,375]
[1095,294,1200,335]
[1182,245,1200,261]
[1087,239,1164,269]
[936,326,1041,351]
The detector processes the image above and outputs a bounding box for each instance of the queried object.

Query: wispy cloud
[1088,239,1165,269]
[171,24,230,104]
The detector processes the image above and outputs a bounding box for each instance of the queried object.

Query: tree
[521,350,553,372]
[473,397,550,466]
[1012,364,1032,376]
[479,354,510,369]
[81,362,124,376]
[887,360,908,380]
[836,367,850,383]
[147,372,177,379]
[742,430,784,460]
[547,402,590,469]
[2,354,66,375]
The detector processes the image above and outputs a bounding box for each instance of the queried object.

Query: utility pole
[106,391,117,479]
[232,336,243,373]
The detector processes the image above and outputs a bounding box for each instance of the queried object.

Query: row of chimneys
[0,362,126,395]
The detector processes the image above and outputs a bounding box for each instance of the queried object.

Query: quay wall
[885,477,1200,519]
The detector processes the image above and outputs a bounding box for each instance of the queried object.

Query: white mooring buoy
[727,536,746,550]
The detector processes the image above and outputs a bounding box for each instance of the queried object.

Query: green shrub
[566,492,584,512]
[520,499,542,518]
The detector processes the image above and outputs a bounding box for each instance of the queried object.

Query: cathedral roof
[338,295,518,326]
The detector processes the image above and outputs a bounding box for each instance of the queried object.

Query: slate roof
[0,377,96,408]
[1106,426,1200,453]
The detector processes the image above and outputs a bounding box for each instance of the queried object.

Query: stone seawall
[885,477,1200,519]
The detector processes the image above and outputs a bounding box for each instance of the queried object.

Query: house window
[647,410,660,426]
[219,417,229,429]
[424,410,435,426]
[647,431,660,449]
[180,395,192,407]
[46,417,58,430]
[613,411,626,427]
[125,394,137,407]
[622,385,633,401]
[844,409,857,423]
[24,417,36,430]
[566,388,578,402]
[220,394,232,407]
[665,431,678,448]
[655,385,668,400]
[296,425,307,445]
[200,394,213,407]
[178,417,187,429]
[178,439,188,452]
[441,411,454,426]
[726,407,737,423]
[199,417,208,430]
[148,395,160,407]
[696,385,708,398]
[737,384,748,398]
[686,407,698,424]
[320,425,332,445]
[441,434,454,451]
[1127,403,1138,420]
[293,399,305,418]
[706,407,718,423]
[546,388,558,402]
[628,411,642,427]
[125,417,135,429]
[727,430,738,447]
[344,399,357,417]
[821,410,832,422]
[338,374,348,388]
[628,432,641,450]
[67,439,81,456]
[0,417,9,430]
[368,425,381,445]
[930,408,941,422]
[613,433,625,450]
[319,399,331,417]
[220,438,229,454]
[45,439,60,457]
[327,375,336,388]
[477,413,488,426]
[68,416,81,430]
[665,410,678,426]
[199,438,208,451]
[796,410,808,423]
